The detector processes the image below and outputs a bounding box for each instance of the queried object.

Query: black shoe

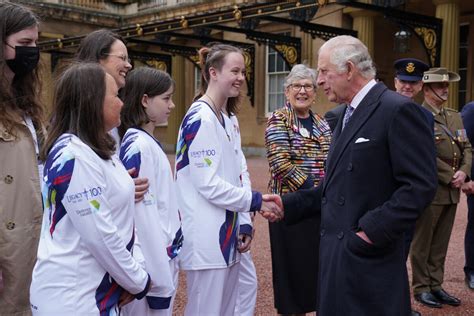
[414,292,442,308]
[466,273,474,290]
[431,289,461,306]
[411,310,421,316]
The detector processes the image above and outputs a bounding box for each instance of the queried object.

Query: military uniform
[411,102,472,295]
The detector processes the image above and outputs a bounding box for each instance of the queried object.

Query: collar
[350,79,377,110]
[422,101,442,115]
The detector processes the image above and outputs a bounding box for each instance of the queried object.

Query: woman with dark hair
[175,44,281,315]
[76,29,131,90]
[30,63,151,315]
[265,64,331,316]
[0,3,42,315]
[118,67,182,316]
[75,29,149,201]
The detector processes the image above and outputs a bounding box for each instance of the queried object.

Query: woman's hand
[127,168,150,202]
[238,233,252,253]
[118,290,135,307]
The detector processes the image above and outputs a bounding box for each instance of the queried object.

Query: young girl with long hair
[118,67,183,316]
[30,63,150,315]
[175,43,280,315]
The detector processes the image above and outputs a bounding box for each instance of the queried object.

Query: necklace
[204,94,231,141]
[205,94,221,119]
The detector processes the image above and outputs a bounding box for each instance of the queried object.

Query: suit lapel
[323,83,387,190]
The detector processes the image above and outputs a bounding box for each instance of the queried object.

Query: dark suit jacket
[462,102,474,179]
[324,104,346,132]
[282,82,437,316]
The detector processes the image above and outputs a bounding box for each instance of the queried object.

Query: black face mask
[6,45,40,77]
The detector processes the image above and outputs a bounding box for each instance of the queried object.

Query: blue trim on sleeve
[239,224,253,236]
[135,274,151,300]
[146,295,172,309]
[250,191,262,212]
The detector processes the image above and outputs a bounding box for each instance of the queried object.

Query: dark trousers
[465,194,474,275]
[404,223,416,261]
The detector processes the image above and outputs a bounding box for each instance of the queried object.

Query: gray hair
[319,35,376,79]
[283,64,318,90]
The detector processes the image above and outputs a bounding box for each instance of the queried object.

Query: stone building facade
[17,0,474,153]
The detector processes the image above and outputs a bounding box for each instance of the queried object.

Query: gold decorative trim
[145,60,167,71]
[136,24,143,36]
[414,27,437,66]
[274,44,298,66]
[233,5,242,22]
[180,16,189,29]
[189,55,200,65]
[243,51,252,82]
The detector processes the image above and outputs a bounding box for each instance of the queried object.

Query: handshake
[258,194,284,222]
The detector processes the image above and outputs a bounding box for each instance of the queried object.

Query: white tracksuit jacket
[175,101,259,270]
[30,134,150,316]
[119,128,183,310]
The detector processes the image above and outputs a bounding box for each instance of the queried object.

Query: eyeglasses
[290,83,315,92]
[104,53,131,64]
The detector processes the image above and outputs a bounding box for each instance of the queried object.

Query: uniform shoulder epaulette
[445,107,458,113]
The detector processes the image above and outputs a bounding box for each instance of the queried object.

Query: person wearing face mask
[410,68,472,309]
[0,3,43,315]
[75,29,149,203]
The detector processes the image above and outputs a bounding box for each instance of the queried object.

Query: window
[266,44,290,115]
[194,66,202,97]
[459,24,469,109]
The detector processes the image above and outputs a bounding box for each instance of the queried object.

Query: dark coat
[461,102,474,179]
[324,104,346,132]
[282,83,437,316]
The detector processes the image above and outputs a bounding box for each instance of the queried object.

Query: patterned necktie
[342,105,354,130]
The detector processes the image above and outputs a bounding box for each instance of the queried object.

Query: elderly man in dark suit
[264,35,437,316]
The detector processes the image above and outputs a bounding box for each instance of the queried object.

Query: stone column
[345,0,376,57]
[165,55,186,149]
[434,0,460,109]
[39,53,53,113]
[302,31,315,68]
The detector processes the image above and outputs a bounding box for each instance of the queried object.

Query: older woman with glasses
[265,64,331,316]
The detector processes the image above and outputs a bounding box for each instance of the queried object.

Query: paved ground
[172,156,474,315]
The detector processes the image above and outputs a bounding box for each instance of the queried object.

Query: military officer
[393,58,431,316]
[394,58,429,100]
[411,68,472,309]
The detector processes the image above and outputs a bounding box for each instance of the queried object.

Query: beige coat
[0,120,43,316]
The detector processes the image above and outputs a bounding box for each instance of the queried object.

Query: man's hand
[259,194,284,222]
[238,233,252,253]
[462,181,474,195]
[127,168,150,202]
[356,230,373,245]
[451,170,467,188]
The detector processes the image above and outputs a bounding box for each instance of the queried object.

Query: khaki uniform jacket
[423,102,472,204]
[0,119,43,315]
